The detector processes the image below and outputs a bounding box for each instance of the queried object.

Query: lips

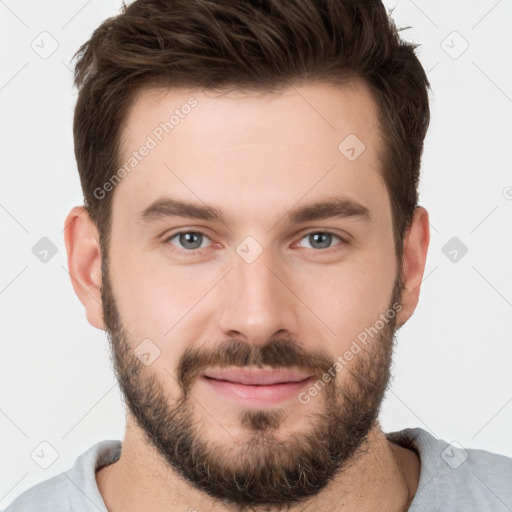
[200,368,315,407]
[202,368,312,386]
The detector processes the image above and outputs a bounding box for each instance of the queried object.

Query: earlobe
[63,206,105,330]
[395,206,430,328]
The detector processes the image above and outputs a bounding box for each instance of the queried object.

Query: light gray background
[1,0,511,507]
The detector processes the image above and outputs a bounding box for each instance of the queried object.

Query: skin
[64,80,429,511]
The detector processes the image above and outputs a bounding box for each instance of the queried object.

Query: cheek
[107,246,220,350]
[292,251,396,349]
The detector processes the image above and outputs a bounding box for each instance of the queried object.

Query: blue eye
[297,231,345,250]
[164,229,347,256]
[166,231,211,252]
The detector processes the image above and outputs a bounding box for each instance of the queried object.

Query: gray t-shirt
[3,428,512,511]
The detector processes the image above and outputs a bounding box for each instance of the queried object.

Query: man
[5,1,512,511]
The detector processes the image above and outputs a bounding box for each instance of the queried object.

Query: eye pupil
[180,232,202,249]
[310,233,332,249]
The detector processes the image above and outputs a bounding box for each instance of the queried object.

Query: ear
[396,206,430,328]
[63,206,105,330]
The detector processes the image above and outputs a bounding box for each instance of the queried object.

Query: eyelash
[163,229,349,256]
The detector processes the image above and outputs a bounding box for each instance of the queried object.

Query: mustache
[177,337,335,397]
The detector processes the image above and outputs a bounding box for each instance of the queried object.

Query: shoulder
[388,427,512,511]
[3,472,70,512]
[3,440,121,512]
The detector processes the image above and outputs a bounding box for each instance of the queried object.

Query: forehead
[112,80,388,229]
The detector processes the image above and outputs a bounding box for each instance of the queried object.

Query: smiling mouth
[200,368,315,406]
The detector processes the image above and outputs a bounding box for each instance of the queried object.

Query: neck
[96,420,420,512]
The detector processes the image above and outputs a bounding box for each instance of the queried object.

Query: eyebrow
[136,195,371,226]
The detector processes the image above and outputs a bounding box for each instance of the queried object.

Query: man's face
[101,81,402,507]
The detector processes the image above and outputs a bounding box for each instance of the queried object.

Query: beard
[100,254,403,511]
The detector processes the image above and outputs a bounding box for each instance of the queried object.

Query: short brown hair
[72,0,430,260]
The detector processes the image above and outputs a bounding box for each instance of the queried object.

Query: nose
[217,243,300,346]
